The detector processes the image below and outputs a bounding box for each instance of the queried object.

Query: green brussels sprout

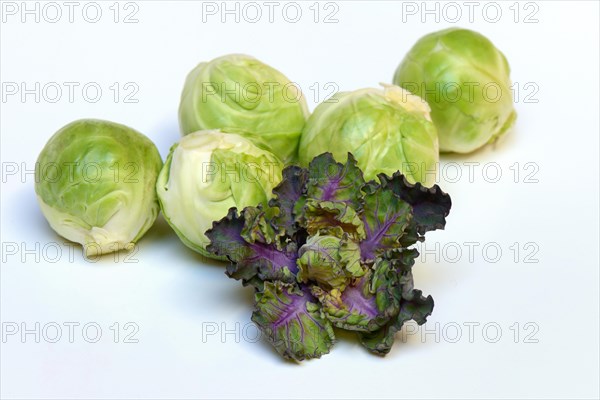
[298,84,439,186]
[178,54,309,164]
[35,119,163,256]
[156,130,283,258]
[393,28,517,153]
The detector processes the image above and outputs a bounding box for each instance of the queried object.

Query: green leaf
[305,153,365,210]
[359,186,413,261]
[205,208,298,288]
[359,289,434,356]
[379,172,451,240]
[312,258,400,332]
[296,234,364,291]
[252,281,336,361]
[268,165,308,237]
[301,199,366,240]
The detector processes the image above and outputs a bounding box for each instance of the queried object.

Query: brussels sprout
[298,84,439,186]
[156,130,283,258]
[393,28,517,153]
[35,119,163,256]
[179,54,309,164]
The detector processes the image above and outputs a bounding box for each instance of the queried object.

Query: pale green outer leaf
[156,130,283,258]
[179,54,309,163]
[35,119,162,256]
[393,28,516,153]
[298,84,439,186]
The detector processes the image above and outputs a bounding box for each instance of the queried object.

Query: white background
[1,1,599,399]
